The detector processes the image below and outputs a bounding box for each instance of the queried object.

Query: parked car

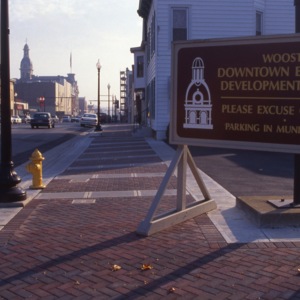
[21,115,31,123]
[30,112,55,129]
[71,116,81,123]
[52,115,59,123]
[62,116,71,122]
[80,113,98,127]
[11,115,22,124]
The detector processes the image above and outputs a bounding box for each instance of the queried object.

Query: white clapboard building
[131,0,295,140]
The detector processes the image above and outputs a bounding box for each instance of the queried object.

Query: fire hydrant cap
[30,149,45,161]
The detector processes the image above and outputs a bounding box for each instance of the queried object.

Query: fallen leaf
[112,264,122,271]
[141,264,153,271]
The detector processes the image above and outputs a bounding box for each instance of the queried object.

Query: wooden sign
[170,34,300,153]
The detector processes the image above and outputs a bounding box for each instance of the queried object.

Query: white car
[11,115,22,124]
[22,115,31,123]
[52,115,59,123]
[80,113,98,127]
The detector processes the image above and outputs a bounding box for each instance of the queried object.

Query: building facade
[131,0,295,140]
[78,97,87,115]
[14,43,79,118]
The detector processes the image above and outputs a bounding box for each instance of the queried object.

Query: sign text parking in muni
[170,34,300,153]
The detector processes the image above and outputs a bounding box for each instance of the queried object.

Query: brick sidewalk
[0,124,300,299]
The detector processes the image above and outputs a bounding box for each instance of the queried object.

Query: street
[190,145,294,198]
[0,121,91,167]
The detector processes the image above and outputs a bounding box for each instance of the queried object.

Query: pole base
[29,184,45,190]
[268,199,300,208]
[94,125,103,132]
[0,186,27,202]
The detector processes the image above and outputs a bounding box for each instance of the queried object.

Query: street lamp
[95,59,102,131]
[14,92,17,115]
[0,0,26,202]
[107,83,111,122]
[38,96,45,111]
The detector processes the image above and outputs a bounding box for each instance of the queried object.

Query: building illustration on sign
[183,57,213,129]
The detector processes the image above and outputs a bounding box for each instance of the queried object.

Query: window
[172,8,188,41]
[137,56,144,78]
[146,12,156,64]
[147,78,156,119]
[151,78,155,119]
[256,11,263,36]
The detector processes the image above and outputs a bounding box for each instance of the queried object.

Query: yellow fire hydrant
[26,149,45,189]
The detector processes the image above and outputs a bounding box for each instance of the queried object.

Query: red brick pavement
[0,125,300,299]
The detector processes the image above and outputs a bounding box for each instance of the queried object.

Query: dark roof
[137,0,152,19]
[130,44,145,53]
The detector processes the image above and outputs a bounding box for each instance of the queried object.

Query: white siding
[194,0,254,39]
[145,5,157,129]
[255,0,266,11]
[265,0,295,34]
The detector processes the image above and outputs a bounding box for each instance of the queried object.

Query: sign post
[294,0,300,206]
[136,144,216,236]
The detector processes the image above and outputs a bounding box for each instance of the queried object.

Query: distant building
[14,43,79,118]
[120,68,133,123]
[131,0,295,140]
[0,77,26,117]
[78,97,87,115]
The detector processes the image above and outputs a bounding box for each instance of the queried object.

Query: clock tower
[20,43,33,80]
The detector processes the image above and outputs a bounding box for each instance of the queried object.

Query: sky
[8,0,142,110]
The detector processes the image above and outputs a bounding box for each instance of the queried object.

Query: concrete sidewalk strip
[0,208,22,227]
[56,172,167,180]
[66,162,166,171]
[72,199,96,204]
[91,140,146,146]
[35,189,180,199]
[82,147,153,156]
[76,153,158,161]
